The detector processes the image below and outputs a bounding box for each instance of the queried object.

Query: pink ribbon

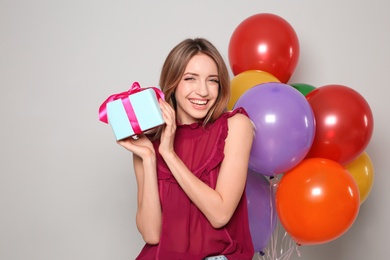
[99,82,164,135]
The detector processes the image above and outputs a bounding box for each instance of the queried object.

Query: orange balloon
[276,158,360,245]
[345,151,374,204]
[228,70,280,110]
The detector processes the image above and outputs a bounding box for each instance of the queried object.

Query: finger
[159,101,176,123]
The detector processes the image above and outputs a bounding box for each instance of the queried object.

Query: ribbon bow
[99,82,164,134]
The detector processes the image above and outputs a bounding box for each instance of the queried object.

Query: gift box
[99,82,165,140]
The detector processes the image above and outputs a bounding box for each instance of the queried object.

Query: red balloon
[276,158,360,245]
[228,13,300,83]
[306,85,374,165]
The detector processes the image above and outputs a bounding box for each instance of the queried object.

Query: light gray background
[1,1,388,259]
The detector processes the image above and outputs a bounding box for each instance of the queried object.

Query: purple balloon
[246,169,277,252]
[234,82,315,176]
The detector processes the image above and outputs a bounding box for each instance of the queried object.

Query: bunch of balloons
[229,13,375,254]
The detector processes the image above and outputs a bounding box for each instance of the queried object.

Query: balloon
[228,70,280,110]
[228,13,300,83]
[289,83,316,96]
[246,170,277,252]
[306,84,374,165]
[276,158,360,245]
[234,82,315,176]
[345,151,375,204]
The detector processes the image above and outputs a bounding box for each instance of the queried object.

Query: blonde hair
[150,38,230,139]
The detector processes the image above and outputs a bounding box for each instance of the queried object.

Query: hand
[117,134,155,159]
[158,99,176,157]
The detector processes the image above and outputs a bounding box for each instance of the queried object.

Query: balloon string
[256,175,299,260]
[268,177,275,259]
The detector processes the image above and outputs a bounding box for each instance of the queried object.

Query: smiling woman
[174,53,220,124]
[117,38,255,259]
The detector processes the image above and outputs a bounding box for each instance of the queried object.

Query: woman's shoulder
[225,107,254,136]
[225,107,251,125]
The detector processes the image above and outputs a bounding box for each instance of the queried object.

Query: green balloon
[290,83,316,96]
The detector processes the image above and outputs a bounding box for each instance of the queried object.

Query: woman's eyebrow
[183,72,198,76]
[182,72,219,78]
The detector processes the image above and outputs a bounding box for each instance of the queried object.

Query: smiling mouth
[189,99,208,105]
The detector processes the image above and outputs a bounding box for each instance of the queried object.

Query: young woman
[118,38,255,259]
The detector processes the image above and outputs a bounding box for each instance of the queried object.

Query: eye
[184,76,196,81]
[209,78,220,84]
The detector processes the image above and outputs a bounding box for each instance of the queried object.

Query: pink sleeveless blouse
[136,108,254,260]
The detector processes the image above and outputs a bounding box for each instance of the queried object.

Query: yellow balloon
[228,70,280,110]
[345,151,374,204]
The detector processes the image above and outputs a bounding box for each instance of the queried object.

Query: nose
[195,81,209,97]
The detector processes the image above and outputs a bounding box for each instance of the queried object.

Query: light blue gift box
[106,88,164,140]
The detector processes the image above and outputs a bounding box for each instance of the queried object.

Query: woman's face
[174,53,219,124]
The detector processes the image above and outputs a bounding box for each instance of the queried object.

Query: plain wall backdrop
[1,0,389,259]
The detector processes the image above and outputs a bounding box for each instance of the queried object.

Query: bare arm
[118,136,162,244]
[158,104,254,228]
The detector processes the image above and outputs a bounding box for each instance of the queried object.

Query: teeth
[190,99,207,105]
